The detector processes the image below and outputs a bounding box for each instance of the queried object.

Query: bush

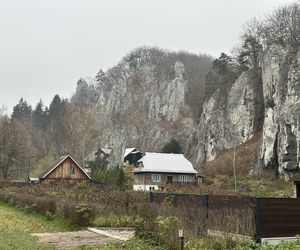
[75,203,95,226]
[92,167,127,189]
[0,190,95,227]
[155,216,179,249]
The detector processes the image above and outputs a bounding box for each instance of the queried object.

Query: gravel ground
[32,230,119,249]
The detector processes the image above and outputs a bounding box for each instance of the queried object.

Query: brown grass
[198,131,262,178]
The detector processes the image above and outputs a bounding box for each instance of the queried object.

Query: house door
[166,176,173,184]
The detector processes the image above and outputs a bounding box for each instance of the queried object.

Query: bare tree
[0,116,35,180]
[261,3,300,52]
[63,103,102,163]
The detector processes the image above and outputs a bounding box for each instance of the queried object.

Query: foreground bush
[0,190,95,226]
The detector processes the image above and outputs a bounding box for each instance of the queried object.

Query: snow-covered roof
[133,152,197,174]
[123,148,137,159]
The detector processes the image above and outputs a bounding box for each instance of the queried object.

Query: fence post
[255,198,261,243]
[203,195,209,235]
[204,195,208,219]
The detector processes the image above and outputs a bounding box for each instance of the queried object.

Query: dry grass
[198,131,262,178]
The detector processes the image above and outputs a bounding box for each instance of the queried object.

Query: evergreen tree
[49,95,63,121]
[11,98,32,125]
[32,99,47,131]
[237,36,262,72]
[48,95,68,155]
[161,139,183,154]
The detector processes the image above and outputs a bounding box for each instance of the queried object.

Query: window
[179,175,187,182]
[70,165,76,176]
[149,187,155,191]
[151,174,160,182]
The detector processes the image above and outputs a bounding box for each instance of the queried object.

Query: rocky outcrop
[192,71,264,165]
[73,45,300,177]
[76,51,199,165]
[258,47,300,177]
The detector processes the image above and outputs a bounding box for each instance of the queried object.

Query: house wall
[133,172,197,191]
[42,158,90,183]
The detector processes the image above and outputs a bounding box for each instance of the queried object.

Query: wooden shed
[39,155,92,184]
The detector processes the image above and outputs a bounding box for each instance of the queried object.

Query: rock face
[258,47,300,177]
[96,60,196,164]
[73,46,300,177]
[192,71,264,165]
[74,48,206,165]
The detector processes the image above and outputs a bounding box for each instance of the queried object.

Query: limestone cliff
[73,48,211,164]
[191,71,264,165]
[73,45,300,177]
[257,47,300,177]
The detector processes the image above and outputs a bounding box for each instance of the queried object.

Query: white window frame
[179,175,188,182]
[151,174,161,182]
[149,186,155,191]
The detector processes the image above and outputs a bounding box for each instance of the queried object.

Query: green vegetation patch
[70,238,155,250]
[0,202,77,250]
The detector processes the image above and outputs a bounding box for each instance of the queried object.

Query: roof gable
[133,152,197,174]
[123,148,137,159]
[40,155,92,180]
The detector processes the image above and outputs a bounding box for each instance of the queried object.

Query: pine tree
[11,98,32,126]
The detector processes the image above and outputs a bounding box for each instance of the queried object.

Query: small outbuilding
[123,148,143,166]
[132,152,201,191]
[84,147,111,171]
[40,155,92,184]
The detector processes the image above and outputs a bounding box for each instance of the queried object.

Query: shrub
[75,203,95,226]
[0,190,96,227]
[155,216,179,249]
[92,167,127,189]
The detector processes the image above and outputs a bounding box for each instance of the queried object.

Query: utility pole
[223,144,237,192]
[233,144,237,192]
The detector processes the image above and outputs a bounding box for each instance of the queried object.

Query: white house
[132,152,203,191]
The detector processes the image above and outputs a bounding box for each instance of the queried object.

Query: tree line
[0,95,101,180]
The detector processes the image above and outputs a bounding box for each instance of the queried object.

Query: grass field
[0,203,154,250]
[0,202,78,249]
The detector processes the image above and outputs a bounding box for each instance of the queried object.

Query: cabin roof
[133,152,198,174]
[123,148,136,158]
[40,155,92,180]
[123,148,142,159]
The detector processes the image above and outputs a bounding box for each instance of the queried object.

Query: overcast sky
[0,0,297,114]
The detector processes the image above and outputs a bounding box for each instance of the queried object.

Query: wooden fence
[256,198,300,239]
[150,192,300,242]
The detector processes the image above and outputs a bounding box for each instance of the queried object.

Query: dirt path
[32,230,119,249]
[32,228,135,249]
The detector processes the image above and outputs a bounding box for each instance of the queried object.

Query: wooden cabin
[39,155,92,184]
